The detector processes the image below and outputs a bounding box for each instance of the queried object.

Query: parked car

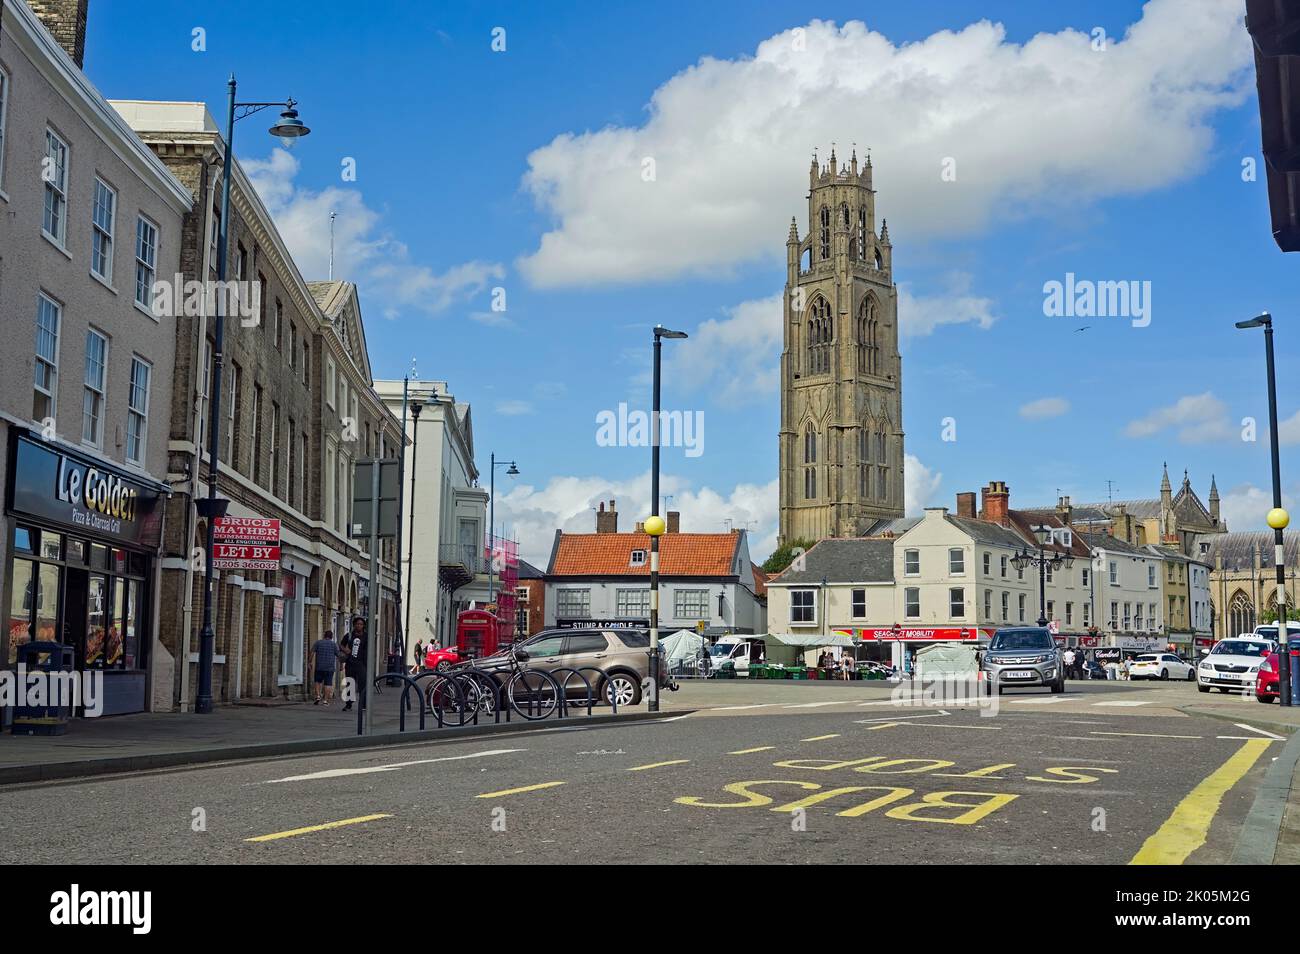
[513,628,673,706]
[1082,658,1110,680]
[1128,652,1195,681]
[424,644,465,672]
[981,627,1064,694]
[1197,637,1273,694]
[1255,650,1282,703]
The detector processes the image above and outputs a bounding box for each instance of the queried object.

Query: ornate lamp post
[1011,525,1073,628]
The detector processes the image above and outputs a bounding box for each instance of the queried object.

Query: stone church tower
[779,148,904,542]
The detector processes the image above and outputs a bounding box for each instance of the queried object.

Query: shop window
[90,543,108,571]
[66,539,86,564]
[13,526,34,553]
[39,531,61,561]
[7,560,34,664]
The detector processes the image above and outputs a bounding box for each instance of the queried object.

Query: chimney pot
[666,511,680,533]
[956,492,977,519]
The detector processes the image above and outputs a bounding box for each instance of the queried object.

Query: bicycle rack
[548,667,594,717]
[409,670,475,729]
[576,666,618,715]
[370,672,430,732]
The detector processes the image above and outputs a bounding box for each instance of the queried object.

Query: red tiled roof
[550,532,740,577]
[751,563,768,597]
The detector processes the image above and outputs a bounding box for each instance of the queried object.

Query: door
[63,568,88,669]
[558,631,612,701]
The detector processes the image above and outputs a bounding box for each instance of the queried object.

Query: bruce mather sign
[212,516,281,571]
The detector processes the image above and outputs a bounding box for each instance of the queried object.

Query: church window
[874,248,884,270]
[857,297,880,374]
[858,210,868,261]
[819,206,830,260]
[803,425,817,500]
[807,297,832,375]
[1229,591,1255,637]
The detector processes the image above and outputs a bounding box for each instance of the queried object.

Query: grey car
[515,628,671,707]
[981,627,1064,694]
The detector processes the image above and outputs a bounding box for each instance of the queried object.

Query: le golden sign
[55,455,140,523]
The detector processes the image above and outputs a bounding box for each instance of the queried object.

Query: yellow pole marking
[475,781,567,799]
[867,722,900,730]
[1130,738,1272,866]
[1091,732,1201,740]
[245,813,392,842]
[728,746,776,755]
[628,759,690,772]
[801,734,841,742]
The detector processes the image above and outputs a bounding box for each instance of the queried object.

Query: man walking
[309,629,339,705]
[342,616,368,713]
[1063,647,1076,681]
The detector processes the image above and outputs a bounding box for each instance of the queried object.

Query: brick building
[515,559,545,638]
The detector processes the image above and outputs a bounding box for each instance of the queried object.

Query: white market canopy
[764,632,856,648]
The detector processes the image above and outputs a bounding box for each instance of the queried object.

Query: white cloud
[1123,392,1234,443]
[667,294,782,406]
[496,400,535,416]
[1019,397,1070,420]
[496,473,779,567]
[1279,409,1300,445]
[242,149,504,316]
[517,2,1250,287]
[904,453,943,516]
[897,273,997,337]
[1219,483,1296,533]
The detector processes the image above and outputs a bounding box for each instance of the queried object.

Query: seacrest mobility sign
[8,434,163,548]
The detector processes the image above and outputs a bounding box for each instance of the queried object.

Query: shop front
[836,625,993,670]
[3,432,165,716]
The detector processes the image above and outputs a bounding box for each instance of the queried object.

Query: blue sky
[86,0,1300,565]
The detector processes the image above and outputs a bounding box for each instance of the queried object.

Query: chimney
[955,492,976,519]
[26,1,90,68]
[666,511,680,533]
[981,480,1010,527]
[1057,495,1072,525]
[596,498,618,534]
[634,521,645,533]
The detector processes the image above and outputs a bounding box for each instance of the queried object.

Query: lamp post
[487,453,520,602]
[647,325,689,712]
[1236,312,1292,706]
[194,76,310,714]
[403,399,423,647]
[1011,525,1072,629]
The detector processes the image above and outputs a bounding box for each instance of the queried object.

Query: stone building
[0,0,192,715]
[110,101,403,709]
[778,148,904,543]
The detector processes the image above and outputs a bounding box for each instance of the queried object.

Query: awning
[766,632,856,648]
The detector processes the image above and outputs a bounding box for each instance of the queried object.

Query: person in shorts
[309,630,339,705]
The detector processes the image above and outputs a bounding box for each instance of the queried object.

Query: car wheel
[604,672,641,707]
[1197,684,1210,693]
[1160,669,1169,681]
[1185,669,1195,681]
[435,660,452,674]
[1257,693,1276,704]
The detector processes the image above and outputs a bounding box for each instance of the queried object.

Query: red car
[424,645,464,672]
[1255,649,1288,703]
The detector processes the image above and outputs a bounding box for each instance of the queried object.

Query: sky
[83,0,1300,567]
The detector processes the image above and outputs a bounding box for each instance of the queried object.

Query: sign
[271,598,283,643]
[555,618,647,629]
[351,458,401,538]
[1048,620,1060,635]
[844,627,990,642]
[212,516,281,570]
[7,433,164,549]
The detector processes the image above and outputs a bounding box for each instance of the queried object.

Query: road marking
[867,723,900,730]
[1217,736,1283,741]
[1008,697,1064,705]
[246,814,391,842]
[1093,700,1155,707]
[1234,723,1287,740]
[856,711,950,724]
[1091,731,1202,740]
[910,722,1002,730]
[783,701,848,709]
[476,781,566,798]
[264,748,525,784]
[801,734,841,742]
[628,760,690,772]
[1130,738,1273,865]
[729,746,776,755]
[713,704,773,711]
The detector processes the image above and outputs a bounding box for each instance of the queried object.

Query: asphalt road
[0,679,1283,864]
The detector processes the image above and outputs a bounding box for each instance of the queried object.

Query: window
[134,217,159,309]
[224,363,240,466]
[982,552,991,575]
[949,548,965,575]
[270,402,281,494]
[791,589,816,624]
[1046,600,1054,620]
[904,549,919,576]
[208,208,220,275]
[126,357,150,464]
[1001,592,1009,621]
[326,358,337,408]
[303,341,310,386]
[819,205,830,259]
[556,589,591,618]
[1123,602,1132,629]
[287,416,297,508]
[91,178,115,280]
[851,588,866,619]
[516,586,529,605]
[904,587,920,619]
[197,339,212,453]
[1149,602,1157,627]
[324,440,337,527]
[1148,565,1157,588]
[1000,554,1008,578]
[1045,563,1053,583]
[0,67,8,188]
[82,329,107,445]
[675,589,710,619]
[629,549,646,567]
[1081,567,1090,587]
[274,299,283,349]
[1018,593,1026,622]
[34,294,60,421]
[984,589,992,619]
[803,423,817,498]
[616,589,650,617]
[1065,602,1073,625]
[250,384,263,485]
[950,588,965,618]
[858,296,880,375]
[1134,604,1142,629]
[806,297,832,374]
[1110,602,1119,629]
[1083,602,1091,627]
[857,209,867,261]
[289,323,297,370]
[1109,561,1118,585]
[43,129,69,244]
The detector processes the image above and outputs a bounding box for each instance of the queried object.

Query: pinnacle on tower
[879,218,890,244]
[1160,462,1172,493]
[787,216,799,243]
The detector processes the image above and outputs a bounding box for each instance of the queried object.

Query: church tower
[779,148,904,542]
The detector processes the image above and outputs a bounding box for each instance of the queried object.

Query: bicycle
[423,644,562,723]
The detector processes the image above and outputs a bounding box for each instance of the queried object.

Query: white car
[1128,652,1194,681]
[1197,638,1273,694]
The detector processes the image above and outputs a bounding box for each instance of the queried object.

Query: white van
[708,636,766,676]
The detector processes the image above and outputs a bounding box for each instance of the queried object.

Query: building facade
[0,0,192,715]
[515,559,545,639]
[778,148,904,543]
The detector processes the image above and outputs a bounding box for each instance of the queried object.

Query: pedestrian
[413,640,425,673]
[1063,647,1076,680]
[342,616,369,712]
[308,629,338,705]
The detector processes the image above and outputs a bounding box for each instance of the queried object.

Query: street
[0,679,1282,865]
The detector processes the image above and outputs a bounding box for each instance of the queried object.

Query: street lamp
[1236,311,1292,706]
[1010,525,1073,628]
[404,398,426,647]
[487,453,520,602]
[647,325,689,712]
[194,76,311,714]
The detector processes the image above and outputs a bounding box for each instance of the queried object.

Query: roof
[751,563,768,598]
[1196,530,1300,572]
[1021,505,1112,525]
[862,517,921,537]
[1078,499,1164,519]
[516,559,545,580]
[945,514,1028,549]
[548,532,743,578]
[770,538,894,586]
[1004,510,1092,558]
[1077,531,1149,558]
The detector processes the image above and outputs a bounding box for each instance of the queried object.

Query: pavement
[0,676,1296,864]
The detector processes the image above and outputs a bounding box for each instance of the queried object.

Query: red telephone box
[456,608,504,659]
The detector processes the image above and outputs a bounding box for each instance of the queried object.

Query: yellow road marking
[801,734,841,742]
[728,746,776,755]
[867,722,900,730]
[475,781,566,798]
[628,760,690,772]
[246,813,392,842]
[1130,738,1272,865]
[1092,731,1201,740]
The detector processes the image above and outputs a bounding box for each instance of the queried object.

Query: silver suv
[515,628,673,706]
[981,627,1064,695]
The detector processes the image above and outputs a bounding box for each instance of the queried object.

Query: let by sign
[212,516,281,570]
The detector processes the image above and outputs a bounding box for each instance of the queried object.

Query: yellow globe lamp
[644,515,666,537]
[1267,507,1290,531]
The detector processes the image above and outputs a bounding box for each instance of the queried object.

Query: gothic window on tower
[858,428,870,496]
[858,297,879,375]
[819,206,830,260]
[858,210,867,261]
[874,247,884,270]
[876,430,888,500]
[807,297,832,375]
[803,425,817,500]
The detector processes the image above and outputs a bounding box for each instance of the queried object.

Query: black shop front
[3,432,165,716]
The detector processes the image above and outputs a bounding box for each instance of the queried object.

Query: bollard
[1290,646,1300,706]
